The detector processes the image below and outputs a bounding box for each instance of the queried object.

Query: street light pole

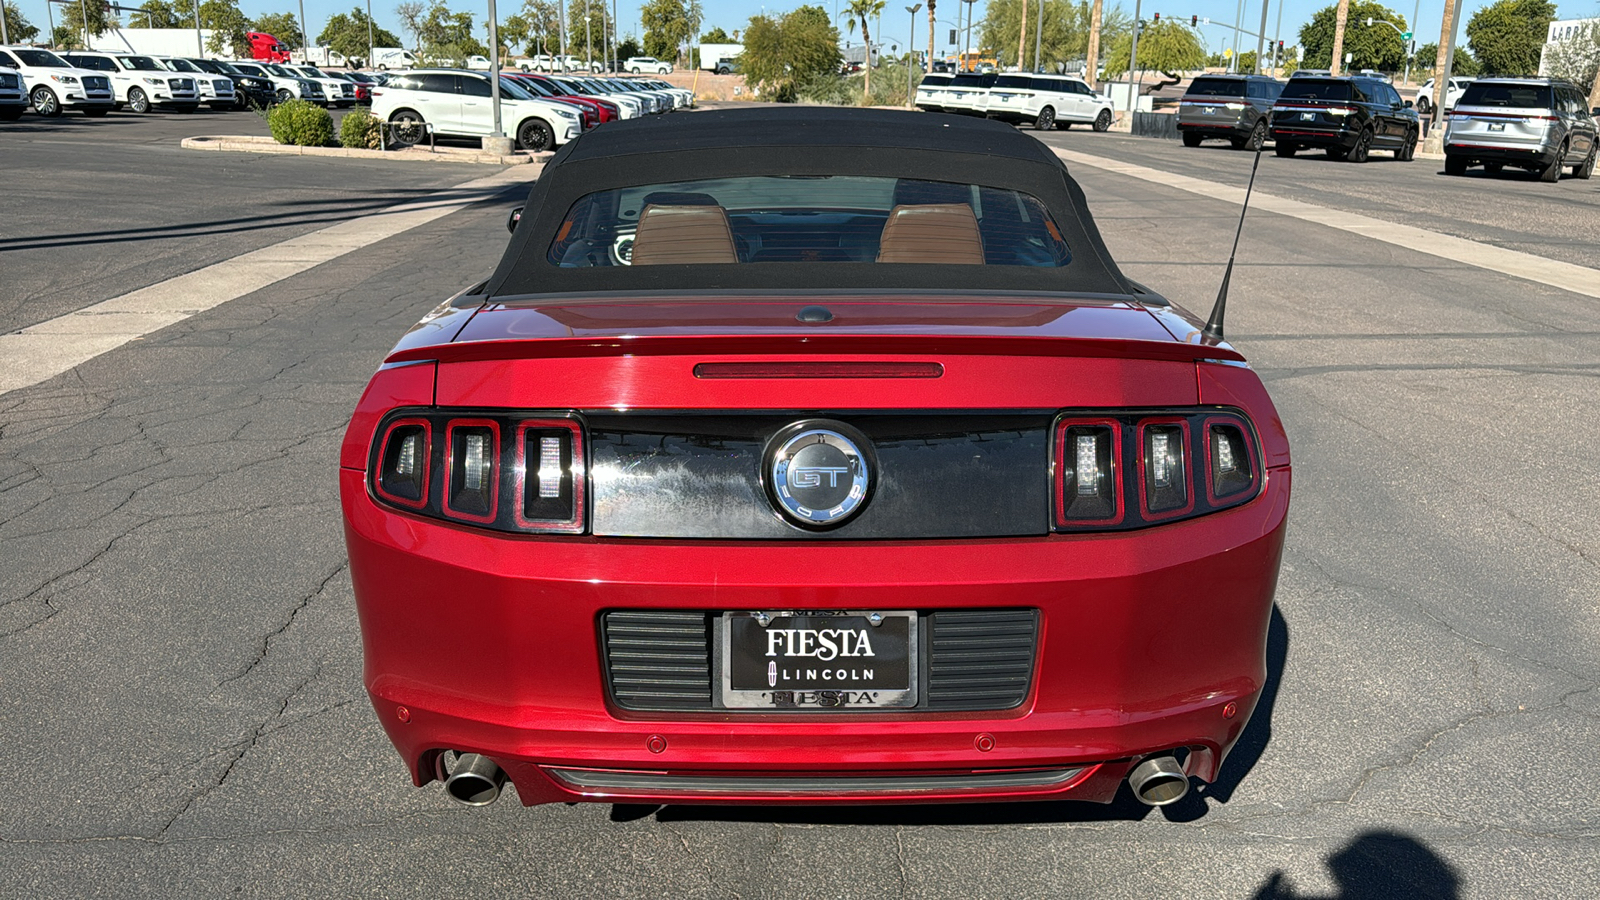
[1255,0,1269,73]
[366,0,375,69]
[193,0,202,55]
[906,3,921,106]
[584,0,591,71]
[960,0,975,71]
[1034,0,1042,72]
[488,0,505,146]
[1126,0,1141,114]
[1,0,10,45]
[297,0,308,60]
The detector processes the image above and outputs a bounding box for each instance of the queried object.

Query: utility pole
[1329,0,1349,76]
[1406,0,1419,84]
[906,3,920,105]
[366,0,374,68]
[1,0,9,45]
[1229,0,1242,72]
[1125,0,1141,114]
[1085,0,1103,86]
[193,0,202,54]
[487,0,506,151]
[960,0,975,71]
[1016,0,1027,72]
[1422,0,1464,153]
[1255,0,1269,74]
[1273,0,1283,74]
[297,0,308,60]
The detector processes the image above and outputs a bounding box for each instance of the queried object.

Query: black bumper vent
[602,611,712,710]
[925,609,1038,710]
[602,609,1039,712]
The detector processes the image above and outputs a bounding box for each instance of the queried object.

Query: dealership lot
[2,115,1597,897]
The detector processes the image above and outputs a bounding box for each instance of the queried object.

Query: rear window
[994,75,1031,89]
[1185,77,1246,98]
[548,176,1072,268]
[1457,82,1552,109]
[920,74,952,86]
[1280,79,1352,101]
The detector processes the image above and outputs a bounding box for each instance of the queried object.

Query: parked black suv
[1269,74,1420,162]
[1178,74,1282,150]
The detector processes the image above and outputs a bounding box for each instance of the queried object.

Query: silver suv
[1443,78,1597,182]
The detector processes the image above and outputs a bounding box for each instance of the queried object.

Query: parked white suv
[0,45,116,116]
[59,51,200,112]
[232,61,326,105]
[985,73,1115,131]
[1414,77,1471,115]
[0,63,28,120]
[155,56,236,109]
[626,56,673,75]
[285,64,356,107]
[372,69,582,152]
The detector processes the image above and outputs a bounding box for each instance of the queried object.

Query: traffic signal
[1277,40,1284,53]
[1152,13,1160,22]
[1191,15,1198,26]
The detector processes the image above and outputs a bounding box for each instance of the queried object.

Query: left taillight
[1054,409,1261,532]
[369,410,586,534]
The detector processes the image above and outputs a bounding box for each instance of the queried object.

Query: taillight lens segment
[1055,410,1261,532]
[371,411,585,534]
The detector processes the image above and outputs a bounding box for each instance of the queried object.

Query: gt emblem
[765,422,874,529]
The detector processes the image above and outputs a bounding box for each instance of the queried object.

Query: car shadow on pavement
[635,604,1290,828]
[1248,830,1462,900]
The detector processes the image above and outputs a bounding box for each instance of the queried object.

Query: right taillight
[1054,409,1260,532]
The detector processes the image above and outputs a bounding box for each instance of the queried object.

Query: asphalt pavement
[1,112,1597,898]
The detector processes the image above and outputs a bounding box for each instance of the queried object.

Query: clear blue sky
[8,0,1588,58]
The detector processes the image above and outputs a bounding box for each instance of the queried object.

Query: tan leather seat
[629,204,738,265]
[875,203,985,264]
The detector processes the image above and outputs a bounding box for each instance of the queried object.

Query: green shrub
[268,99,335,147]
[339,108,382,150]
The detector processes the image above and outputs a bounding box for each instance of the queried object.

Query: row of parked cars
[1176,71,1597,181]
[372,69,694,152]
[915,71,1117,132]
[0,44,384,116]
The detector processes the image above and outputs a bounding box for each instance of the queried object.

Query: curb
[181,135,550,166]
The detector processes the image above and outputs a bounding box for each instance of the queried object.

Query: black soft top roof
[484,107,1134,299]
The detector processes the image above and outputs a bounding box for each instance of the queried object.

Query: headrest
[875,203,985,265]
[629,204,739,265]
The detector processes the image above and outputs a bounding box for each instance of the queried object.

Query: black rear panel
[601,610,713,710]
[925,609,1039,709]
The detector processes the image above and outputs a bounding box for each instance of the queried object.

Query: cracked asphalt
[1,115,1597,898]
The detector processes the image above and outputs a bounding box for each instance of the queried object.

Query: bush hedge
[339,108,382,150]
[268,99,334,147]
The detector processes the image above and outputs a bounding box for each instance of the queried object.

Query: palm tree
[926,0,936,74]
[842,0,887,98]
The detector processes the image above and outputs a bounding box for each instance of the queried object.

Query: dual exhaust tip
[445,753,506,806]
[445,750,1191,808]
[1128,754,1190,807]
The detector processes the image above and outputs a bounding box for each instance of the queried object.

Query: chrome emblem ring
[766,423,872,529]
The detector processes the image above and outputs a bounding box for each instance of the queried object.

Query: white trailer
[699,43,743,73]
[371,48,418,70]
[89,28,228,59]
[293,47,349,68]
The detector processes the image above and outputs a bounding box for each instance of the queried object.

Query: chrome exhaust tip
[1128,755,1190,807]
[445,753,506,806]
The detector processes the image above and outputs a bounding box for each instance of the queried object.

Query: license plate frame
[720,610,918,710]
[1487,122,1505,132]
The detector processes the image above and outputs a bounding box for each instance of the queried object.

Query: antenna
[1202,139,1265,343]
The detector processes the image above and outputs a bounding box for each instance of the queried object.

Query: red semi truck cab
[247,32,291,63]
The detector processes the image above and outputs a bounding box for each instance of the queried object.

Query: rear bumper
[1269,124,1356,148]
[342,462,1290,806]
[1444,141,1558,165]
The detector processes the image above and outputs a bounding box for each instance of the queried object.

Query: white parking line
[0,165,540,398]
[1052,147,1600,300]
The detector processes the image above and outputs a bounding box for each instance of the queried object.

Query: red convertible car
[340,108,1291,810]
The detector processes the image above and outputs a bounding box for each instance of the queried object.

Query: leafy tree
[742,5,841,100]
[514,1,561,56]
[198,0,252,56]
[131,1,184,29]
[615,35,642,60]
[1542,21,1600,90]
[1101,18,1204,75]
[58,0,118,48]
[980,0,1129,72]
[1412,42,1477,77]
[840,0,885,95]
[394,1,425,51]
[419,0,486,63]
[641,0,692,61]
[701,26,731,43]
[1465,0,1555,76]
[1298,1,1408,71]
[319,8,402,62]
[253,12,304,48]
[564,0,614,61]
[3,4,41,42]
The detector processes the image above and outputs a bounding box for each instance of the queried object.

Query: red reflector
[694,362,944,379]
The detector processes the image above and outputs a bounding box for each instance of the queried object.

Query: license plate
[1203,106,1216,115]
[1488,122,1505,131]
[721,611,917,709]
[1300,112,1315,121]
